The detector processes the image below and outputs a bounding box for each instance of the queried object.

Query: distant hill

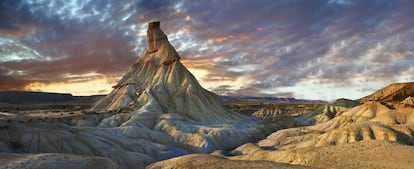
[359,82,414,102]
[220,96,326,103]
[0,91,105,105]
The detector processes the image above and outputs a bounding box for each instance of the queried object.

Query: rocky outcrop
[92,21,247,123]
[359,82,414,102]
[401,96,414,105]
[252,108,288,121]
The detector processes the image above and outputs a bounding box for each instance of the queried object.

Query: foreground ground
[1,99,414,169]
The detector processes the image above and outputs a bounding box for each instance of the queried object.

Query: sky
[1,0,414,101]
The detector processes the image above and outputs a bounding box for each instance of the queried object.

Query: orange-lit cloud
[213,35,234,42]
[24,75,119,96]
[185,15,191,21]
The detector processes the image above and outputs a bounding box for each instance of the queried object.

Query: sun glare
[25,78,114,96]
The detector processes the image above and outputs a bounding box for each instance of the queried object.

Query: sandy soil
[231,140,414,169]
[146,154,316,169]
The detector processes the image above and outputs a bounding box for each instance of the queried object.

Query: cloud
[0,0,414,100]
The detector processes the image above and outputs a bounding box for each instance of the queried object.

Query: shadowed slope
[0,153,117,169]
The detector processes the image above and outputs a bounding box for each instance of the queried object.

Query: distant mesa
[0,91,104,105]
[332,98,361,108]
[359,82,414,102]
[220,96,326,103]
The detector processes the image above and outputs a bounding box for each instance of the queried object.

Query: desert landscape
[1,1,414,169]
[0,21,413,169]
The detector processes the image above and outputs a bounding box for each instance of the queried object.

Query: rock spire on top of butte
[146,21,180,65]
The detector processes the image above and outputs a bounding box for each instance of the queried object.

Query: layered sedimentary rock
[226,99,414,168]
[92,21,249,123]
[147,89,414,169]
[401,96,414,105]
[359,82,414,102]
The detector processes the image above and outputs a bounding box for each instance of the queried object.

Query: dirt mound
[146,154,315,169]
[230,141,414,169]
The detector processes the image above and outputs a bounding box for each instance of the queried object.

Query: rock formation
[252,108,288,121]
[0,21,269,169]
[401,96,414,105]
[92,21,248,123]
[149,83,412,168]
[359,82,414,102]
[217,85,414,169]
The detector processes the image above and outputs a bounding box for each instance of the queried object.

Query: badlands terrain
[1,22,414,169]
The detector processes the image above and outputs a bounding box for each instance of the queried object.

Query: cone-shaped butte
[93,21,249,123]
[90,21,269,152]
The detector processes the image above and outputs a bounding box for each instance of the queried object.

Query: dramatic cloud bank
[1,0,413,100]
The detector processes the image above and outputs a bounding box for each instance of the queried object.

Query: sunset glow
[1,0,414,100]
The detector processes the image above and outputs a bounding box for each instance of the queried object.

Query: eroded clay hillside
[359,82,414,102]
[151,84,414,169]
